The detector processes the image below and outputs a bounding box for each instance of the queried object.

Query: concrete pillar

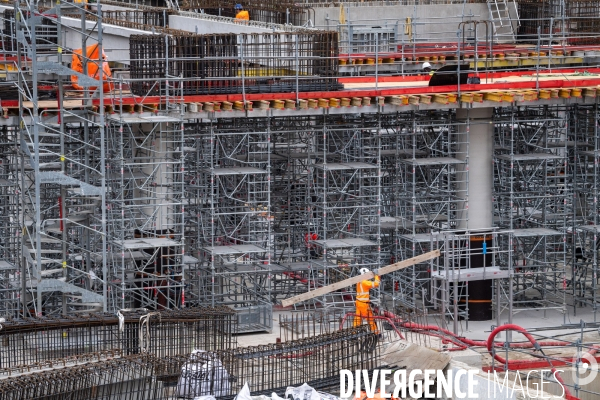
[456,108,496,322]
[139,124,171,233]
[457,108,494,231]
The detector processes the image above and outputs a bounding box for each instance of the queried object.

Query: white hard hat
[422,62,432,69]
[359,268,370,275]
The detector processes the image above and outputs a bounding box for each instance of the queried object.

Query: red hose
[487,324,578,400]
[339,313,405,340]
[376,312,592,400]
[381,310,571,349]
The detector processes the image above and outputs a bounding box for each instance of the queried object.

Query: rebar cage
[0,326,382,400]
[0,307,237,369]
[129,31,341,96]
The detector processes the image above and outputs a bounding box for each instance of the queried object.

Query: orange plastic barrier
[71,44,113,92]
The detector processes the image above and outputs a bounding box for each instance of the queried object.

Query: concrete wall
[312,3,518,43]
[60,18,148,65]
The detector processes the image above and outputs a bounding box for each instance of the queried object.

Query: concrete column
[457,108,494,231]
[139,124,171,233]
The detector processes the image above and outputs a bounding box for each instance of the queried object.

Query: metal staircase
[13,1,108,316]
[487,0,519,43]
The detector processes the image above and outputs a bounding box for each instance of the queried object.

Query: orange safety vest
[235,10,249,20]
[71,45,114,92]
[356,276,380,302]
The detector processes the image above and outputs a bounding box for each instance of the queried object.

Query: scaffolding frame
[4,0,600,334]
[11,0,109,316]
[569,104,600,320]
[306,116,382,309]
[494,107,569,319]
[104,101,186,311]
[185,119,273,332]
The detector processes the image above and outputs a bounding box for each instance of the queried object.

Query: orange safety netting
[71,44,114,91]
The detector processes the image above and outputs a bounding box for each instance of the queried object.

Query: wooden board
[21,100,83,109]
[280,249,440,307]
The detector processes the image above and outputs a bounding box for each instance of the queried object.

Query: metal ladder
[487,0,519,43]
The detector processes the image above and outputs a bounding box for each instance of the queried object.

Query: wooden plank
[460,93,473,103]
[583,87,597,98]
[280,249,440,307]
[23,100,83,109]
[502,92,515,102]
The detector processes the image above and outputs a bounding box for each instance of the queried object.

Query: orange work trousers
[353,301,378,333]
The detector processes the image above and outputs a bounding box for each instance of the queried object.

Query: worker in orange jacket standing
[234,4,249,21]
[353,268,380,334]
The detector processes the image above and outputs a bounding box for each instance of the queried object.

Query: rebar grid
[278,309,352,341]
[518,0,600,44]
[102,9,174,28]
[0,326,380,399]
[129,31,340,96]
[0,307,237,369]
[175,0,307,25]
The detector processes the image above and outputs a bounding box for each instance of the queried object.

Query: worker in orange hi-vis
[353,268,380,334]
[234,4,249,21]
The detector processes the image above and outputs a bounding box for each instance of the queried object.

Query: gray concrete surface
[313,2,518,43]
